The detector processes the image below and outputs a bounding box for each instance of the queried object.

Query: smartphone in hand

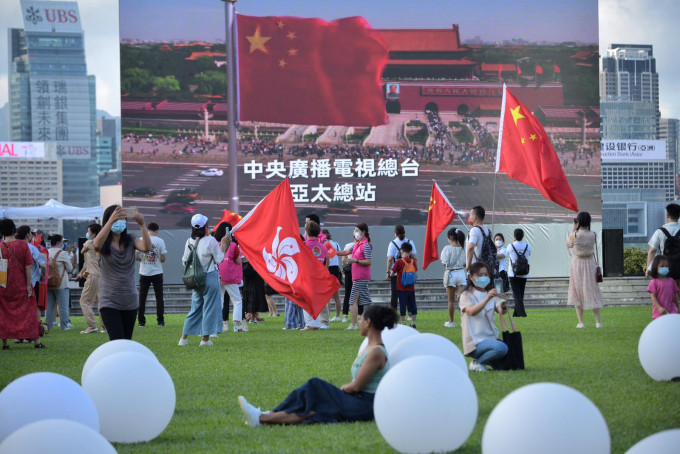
[122,207,138,218]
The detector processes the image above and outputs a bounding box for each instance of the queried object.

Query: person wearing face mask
[647,255,680,319]
[459,261,508,372]
[45,233,73,331]
[336,223,373,330]
[494,233,509,294]
[507,229,531,317]
[93,205,152,341]
[566,211,604,328]
[77,223,103,334]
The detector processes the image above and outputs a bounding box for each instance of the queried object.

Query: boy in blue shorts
[391,242,418,329]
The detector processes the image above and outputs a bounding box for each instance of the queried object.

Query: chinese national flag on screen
[553,63,561,73]
[237,14,388,126]
[535,64,543,74]
[422,181,458,270]
[232,179,340,318]
[495,85,578,212]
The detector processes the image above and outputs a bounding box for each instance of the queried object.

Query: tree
[153,75,181,94]
[194,71,227,95]
[121,68,152,93]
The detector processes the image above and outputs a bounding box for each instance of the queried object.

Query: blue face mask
[111,220,127,234]
[475,276,490,288]
[85,232,91,240]
[658,267,670,276]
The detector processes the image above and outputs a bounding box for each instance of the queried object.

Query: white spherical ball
[638,314,680,381]
[482,383,609,454]
[0,372,99,443]
[626,429,680,454]
[81,339,158,383]
[0,419,115,454]
[390,333,468,376]
[358,323,418,355]
[374,355,478,453]
[82,351,175,443]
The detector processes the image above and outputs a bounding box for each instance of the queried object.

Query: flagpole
[491,84,507,231]
[224,0,240,215]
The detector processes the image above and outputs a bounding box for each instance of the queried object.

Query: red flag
[422,181,457,270]
[535,64,543,74]
[324,241,338,258]
[212,209,242,232]
[495,85,578,212]
[497,64,503,78]
[553,64,561,74]
[237,14,388,127]
[232,179,340,318]
[517,66,522,75]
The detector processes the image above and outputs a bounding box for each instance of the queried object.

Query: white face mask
[495,240,503,247]
[354,231,362,240]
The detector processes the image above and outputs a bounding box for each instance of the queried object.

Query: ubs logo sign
[25,5,79,25]
[25,6,42,25]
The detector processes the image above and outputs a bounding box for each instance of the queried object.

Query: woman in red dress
[0,218,44,349]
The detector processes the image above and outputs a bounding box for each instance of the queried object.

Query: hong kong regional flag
[495,85,578,212]
[237,14,388,126]
[423,181,459,270]
[232,179,340,318]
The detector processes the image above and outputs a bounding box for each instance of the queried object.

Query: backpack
[473,226,499,277]
[511,244,530,276]
[391,239,411,260]
[182,238,213,290]
[47,250,66,288]
[660,228,680,279]
[400,259,417,287]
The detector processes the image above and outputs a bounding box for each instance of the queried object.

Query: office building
[659,118,679,169]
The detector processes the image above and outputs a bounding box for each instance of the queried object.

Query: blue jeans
[470,338,508,367]
[45,288,70,329]
[182,270,222,336]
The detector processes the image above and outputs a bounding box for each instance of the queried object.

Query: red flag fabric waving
[553,64,561,73]
[495,85,578,212]
[535,64,543,74]
[237,14,388,127]
[232,179,340,318]
[422,181,457,270]
[517,66,522,75]
[212,209,242,232]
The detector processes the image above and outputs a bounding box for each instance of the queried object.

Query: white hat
[191,214,208,229]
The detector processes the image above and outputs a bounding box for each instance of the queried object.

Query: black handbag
[497,311,525,370]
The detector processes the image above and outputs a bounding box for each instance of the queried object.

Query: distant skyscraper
[8,0,99,210]
[659,118,679,170]
[97,116,118,171]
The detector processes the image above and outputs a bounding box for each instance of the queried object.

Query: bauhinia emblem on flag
[237,14,389,126]
[495,84,578,212]
[232,178,340,318]
[422,180,461,270]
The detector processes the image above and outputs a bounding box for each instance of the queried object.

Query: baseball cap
[191,214,208,229]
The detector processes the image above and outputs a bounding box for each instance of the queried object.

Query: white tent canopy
[0,199,103,221]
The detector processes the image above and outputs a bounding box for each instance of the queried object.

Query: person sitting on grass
[238,305,399,426]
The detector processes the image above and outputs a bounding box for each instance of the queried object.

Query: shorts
[444,269,466,287]
[328,265,343,285]
[397,291,417,316]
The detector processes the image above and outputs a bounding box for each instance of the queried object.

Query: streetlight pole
[223,0,239,214]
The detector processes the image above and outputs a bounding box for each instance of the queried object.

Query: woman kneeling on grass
[238,305,398,427]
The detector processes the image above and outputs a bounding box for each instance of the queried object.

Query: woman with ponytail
[336,223,373,329]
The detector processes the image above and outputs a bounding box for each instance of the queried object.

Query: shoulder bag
[594,232,603,283]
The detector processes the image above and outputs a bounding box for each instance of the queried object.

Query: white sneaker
[576,323,585,329]
[596,323,603,328]
[209,333,218,338]
[407,316,412,321]
[178,338,188,346]
[469,360,487,372]
[341,316,348,323]
[238,396,262,428]
[346,324,358,330]
[320,324,329,329]
[222,321,229,331]
[330,316,341,322]
[444,321,456,328]
[199,340,213,346]
[240,323,248,332]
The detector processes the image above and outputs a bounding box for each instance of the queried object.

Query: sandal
[34,343,46,349]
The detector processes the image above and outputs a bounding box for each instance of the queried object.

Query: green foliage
[406,120,425,127]
[455,125,475,143]
[457,104,469,116]
[624,248,648,276]
[2,307,675,453]
[152,76,181,94]
[407,125,428,144]
[121,68,153,93]
[193,71,227,95]
[303,133,321,141]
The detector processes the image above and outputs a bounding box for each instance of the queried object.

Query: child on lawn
[391,242,418,329]
[647,255,680,319]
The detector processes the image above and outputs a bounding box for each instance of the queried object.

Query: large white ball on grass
[358,323,418,355]
[390,333,468,375]
[374,355,477,453]
[0,372,99,442]
[638,314,680,381]
[625,429,680,454]
[81,339,157,383]
[482,383,609,454]
[0,419,115,454]
[82,351,175,443]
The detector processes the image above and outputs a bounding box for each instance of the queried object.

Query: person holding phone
[93,205,152,341]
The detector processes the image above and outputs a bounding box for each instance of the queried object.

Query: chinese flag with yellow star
[496,85,578,212]
[423,180,458,270]
[237,14,388,126]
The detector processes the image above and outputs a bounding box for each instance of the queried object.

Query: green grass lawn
[2,306,679,453]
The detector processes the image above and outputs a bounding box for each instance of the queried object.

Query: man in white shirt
[136,222,167,327]
[386,225,418,312]
[466,206,493,271]
[647,203,680,278]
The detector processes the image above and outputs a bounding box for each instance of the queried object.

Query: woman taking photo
[566,212,604,328]
[178,214,228,346]
[93,205,152,341]
[459,261,508,372]
[337,223,373,330]
[238,305,399,427]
